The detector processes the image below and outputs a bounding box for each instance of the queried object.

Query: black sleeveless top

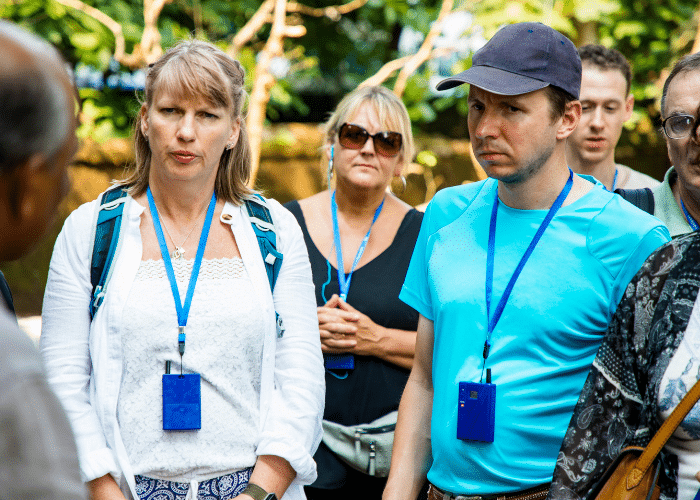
[285,200,423,487]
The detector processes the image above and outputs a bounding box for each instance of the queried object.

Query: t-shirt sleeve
[609,225,670,315]
[400,202,435,320]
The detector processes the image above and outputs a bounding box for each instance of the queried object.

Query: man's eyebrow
[667,110,692,117]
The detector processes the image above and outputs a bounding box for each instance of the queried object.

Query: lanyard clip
[482,340,491,360]
[178,326,186,356]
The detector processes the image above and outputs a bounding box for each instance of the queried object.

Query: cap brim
[436,66,549,95]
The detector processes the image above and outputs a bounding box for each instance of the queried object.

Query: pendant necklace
[155,199,212,260]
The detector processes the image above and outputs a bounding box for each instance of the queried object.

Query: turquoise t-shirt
[400,177,670,494]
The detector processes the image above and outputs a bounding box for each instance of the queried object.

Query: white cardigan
[40,193,325,500]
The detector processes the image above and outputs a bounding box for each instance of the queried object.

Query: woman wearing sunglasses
[285,85,423,500]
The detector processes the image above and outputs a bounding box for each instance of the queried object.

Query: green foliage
[3,0,699,141]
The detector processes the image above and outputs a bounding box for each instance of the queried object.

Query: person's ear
[139,105,149,138]
[393,157,404,177]
[227,117,241,149]
[624,93,635,121]
[3,153,46,221]
[324,141,333,159]
[556,101,582,140]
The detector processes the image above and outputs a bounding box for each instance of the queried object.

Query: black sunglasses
[338,123,402,158]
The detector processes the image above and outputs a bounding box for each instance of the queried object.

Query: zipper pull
[355,429,361,456]
[368,441,376,476]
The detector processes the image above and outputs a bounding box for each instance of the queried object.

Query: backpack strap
[89,186,128,320]
[614,187,655,215]
[244,194,285,337]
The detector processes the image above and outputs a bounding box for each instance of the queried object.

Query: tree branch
[55,0,171,68]
[394,0,454,96]
[359,55,413,88]
[54,0,126,62]
[287,0,369,21]
[247,0,290,186]
[229,0,275,56]
[359,47,455,89]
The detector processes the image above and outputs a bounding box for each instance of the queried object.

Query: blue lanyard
[331,191,384,301]
[483,169,574,371]
[147,187,217,357]
[681,199,700,231]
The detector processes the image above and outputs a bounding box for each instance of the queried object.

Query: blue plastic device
[457,381,496,443]
[163,373,201,430]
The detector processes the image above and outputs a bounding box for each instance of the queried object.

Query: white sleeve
[255,203,325,485]
[39,202,120,482]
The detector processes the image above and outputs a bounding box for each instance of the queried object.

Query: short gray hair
[661,52,700,118]
[0,21,72,173]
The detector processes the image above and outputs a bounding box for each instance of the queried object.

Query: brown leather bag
[590,377,700,500]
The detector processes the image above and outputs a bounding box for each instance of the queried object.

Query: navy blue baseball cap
[436,22,581,99]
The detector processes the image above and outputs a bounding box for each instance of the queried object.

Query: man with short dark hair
[567,44,659,190]
[382,22,670,500]
[0,20,85,500]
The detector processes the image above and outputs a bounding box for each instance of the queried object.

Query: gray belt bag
[321,411,397,477]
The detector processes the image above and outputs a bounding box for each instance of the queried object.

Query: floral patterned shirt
[549,232,700,500]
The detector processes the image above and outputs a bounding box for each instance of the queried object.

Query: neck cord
[147,187,217,374]
[611,167,618,192]
[482,169,574,382]
[331,191,385,301]
[681,198,700,231]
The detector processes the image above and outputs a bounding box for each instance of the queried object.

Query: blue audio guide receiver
[457,381,496,442]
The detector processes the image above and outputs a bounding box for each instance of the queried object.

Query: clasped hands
[317,294,382,355]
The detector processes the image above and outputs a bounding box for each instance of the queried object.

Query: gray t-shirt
[0,306,86,500]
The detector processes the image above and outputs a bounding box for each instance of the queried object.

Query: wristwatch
[242,483,278,500]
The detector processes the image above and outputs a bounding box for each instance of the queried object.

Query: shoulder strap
[614,187,655,215]
[89,186,128,320]
[243,194,285,338]
[627,376,700,487]
[0,269,15,316]
[244,194,283,292]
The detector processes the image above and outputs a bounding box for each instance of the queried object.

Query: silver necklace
[157,202,211,260]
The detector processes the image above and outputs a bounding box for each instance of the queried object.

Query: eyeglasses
[338,123,402,158]
[662,114,696,139]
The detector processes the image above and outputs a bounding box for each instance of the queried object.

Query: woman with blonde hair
[40,39,324,500]
[285,85,423,500]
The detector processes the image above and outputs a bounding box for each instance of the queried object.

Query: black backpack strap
[614,187,655,215]
[89,186,128,320]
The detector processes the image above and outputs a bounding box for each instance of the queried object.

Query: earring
[225,143,234,150]
[326,145,334,187]
[391,174,407,195]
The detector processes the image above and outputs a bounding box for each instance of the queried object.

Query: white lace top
[659,297,700,499]
[118,257,264,480]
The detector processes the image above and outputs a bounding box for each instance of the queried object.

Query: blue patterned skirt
[134,467,252,500]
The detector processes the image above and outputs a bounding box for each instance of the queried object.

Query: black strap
[614,187,655,215]
[0,269,15,316]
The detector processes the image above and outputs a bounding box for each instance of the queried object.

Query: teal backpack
[88,186,284,336]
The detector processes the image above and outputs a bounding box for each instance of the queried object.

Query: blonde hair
[120,39,253,204]
[323,85,415,168]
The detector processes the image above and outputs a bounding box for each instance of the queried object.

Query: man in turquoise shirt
[383,23,670,500]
